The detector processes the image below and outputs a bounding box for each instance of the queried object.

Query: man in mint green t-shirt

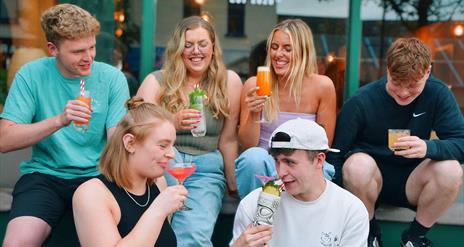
[0,4,129,246]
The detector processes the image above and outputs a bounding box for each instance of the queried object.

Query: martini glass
[167,161,197,211]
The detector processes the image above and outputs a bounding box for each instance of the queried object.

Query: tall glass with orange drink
[74,91,91,132]
[256,66,271,96]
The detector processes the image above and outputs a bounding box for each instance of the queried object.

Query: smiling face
[386,68,429,106]
[269,30,293,79]
[274,150,324,201]
[48,36,96,78]
[182,27,214,77]
[127,120,176,180]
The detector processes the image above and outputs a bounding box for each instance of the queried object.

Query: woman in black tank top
[73,98,188,246]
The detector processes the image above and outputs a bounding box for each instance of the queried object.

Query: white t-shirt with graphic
[231,180,369,247]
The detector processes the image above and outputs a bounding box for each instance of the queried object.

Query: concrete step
[377,173,464,226]
[376,203,464,226]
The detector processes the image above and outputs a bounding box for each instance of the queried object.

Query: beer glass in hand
[388,129,410,151]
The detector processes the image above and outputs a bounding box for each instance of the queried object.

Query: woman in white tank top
[235,19,337,199]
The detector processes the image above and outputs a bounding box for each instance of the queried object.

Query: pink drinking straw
[255,175,275,184]
[80,79,85,97]
[256,175,285,192]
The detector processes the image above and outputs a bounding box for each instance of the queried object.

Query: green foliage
[262,180,281,196]
[380,0,464,31]
[320,0,464,32]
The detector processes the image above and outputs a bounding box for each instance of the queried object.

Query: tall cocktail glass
[256,66,271,97]
[74,90,91,132]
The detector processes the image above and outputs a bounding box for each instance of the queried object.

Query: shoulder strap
[151,70,163,85]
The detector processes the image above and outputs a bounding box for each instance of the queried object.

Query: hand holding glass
[388,129,410,151]
[167,161,197,211]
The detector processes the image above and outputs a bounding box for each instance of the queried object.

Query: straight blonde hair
[264,19,318,122]
[99,97,174,189]
[159,16,229,118]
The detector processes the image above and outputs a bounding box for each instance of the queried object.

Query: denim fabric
[165,148,225,247]
[235,147,336,199]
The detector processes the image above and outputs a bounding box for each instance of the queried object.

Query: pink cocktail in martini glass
[167,162,197,211]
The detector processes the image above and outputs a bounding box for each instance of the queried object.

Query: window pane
[227,3,245,37]
[0,0,127,109]
[184,0,201,17]
[0,0,54,111]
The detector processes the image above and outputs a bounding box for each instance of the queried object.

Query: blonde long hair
[99,97,174,189]
[264,19,318,122]
[159,16,229,118]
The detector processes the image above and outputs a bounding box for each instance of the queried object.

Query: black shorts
[376,159,422,210]
[9,172,94,228]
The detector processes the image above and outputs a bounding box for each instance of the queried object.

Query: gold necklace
[123,183,150,207]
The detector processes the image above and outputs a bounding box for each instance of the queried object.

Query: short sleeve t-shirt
[1,57,130,179]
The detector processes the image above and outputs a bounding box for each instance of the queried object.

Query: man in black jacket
[327,38,463,247]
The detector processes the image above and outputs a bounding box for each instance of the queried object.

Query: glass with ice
[388,129,410,151]
[189,86,206,137]
[74,90,91,132]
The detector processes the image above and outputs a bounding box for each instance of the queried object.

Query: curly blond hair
[40,4,100,45]
[159,16,229,119]
[387,38,432,85]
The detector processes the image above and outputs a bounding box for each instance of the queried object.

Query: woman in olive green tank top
[137,16,242,247]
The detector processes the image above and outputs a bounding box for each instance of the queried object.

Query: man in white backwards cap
[230,118,368,247]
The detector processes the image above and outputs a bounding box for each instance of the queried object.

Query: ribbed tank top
[97,175,177,246]
[259,112,317,148]
[152,71,224,155]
